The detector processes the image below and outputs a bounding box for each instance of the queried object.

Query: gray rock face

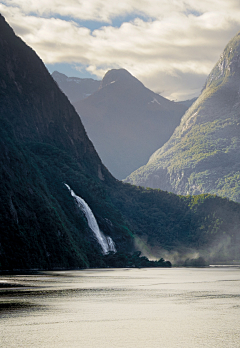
[52,71,100,104]
[73,68,188,179]
[125,31,240,202]
[2,14,240,269]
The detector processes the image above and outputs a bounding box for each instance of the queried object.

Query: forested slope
[1,15,240,270]
[125,31,240,203]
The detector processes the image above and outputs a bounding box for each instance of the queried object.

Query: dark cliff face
[0,14,129,269]
[0,14,103,174]
[1,14,240,270]
[74,68,187,179]
[125,30,240,203]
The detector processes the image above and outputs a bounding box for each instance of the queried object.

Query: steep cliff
[1,15,240,269]
[125,31,240,203]
[0,14,130,269]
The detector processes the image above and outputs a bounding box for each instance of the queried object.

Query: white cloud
[3,0,240,23]
[1,0,240,100]
[0,0,186,22]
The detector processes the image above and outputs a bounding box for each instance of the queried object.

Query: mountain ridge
[125,30,240,203]
[74,68,188,179]
[1,14,240,270]
[52,71,100,104]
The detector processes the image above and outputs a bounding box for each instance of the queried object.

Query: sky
[1,1,240,101]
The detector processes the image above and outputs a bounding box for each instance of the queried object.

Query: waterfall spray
[65,184,116,254]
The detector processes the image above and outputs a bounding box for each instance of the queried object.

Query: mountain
[1,14,240,270]
[73,69,188,179]
[52,71,100,104]
[176,97,197,109]
[0,13,125,269]
[125,31,240,203]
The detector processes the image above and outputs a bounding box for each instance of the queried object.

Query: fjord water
[1,268,240,348]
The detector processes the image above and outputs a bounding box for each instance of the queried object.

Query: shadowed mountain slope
[1,14,240,270]
[74,69,187,179]
[52,71,100,104]
[125,31,240,203]
[0,13,125,269]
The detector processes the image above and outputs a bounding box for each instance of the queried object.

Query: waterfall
[65,184,116,254]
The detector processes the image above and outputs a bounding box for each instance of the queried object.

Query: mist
[134,233,240,266]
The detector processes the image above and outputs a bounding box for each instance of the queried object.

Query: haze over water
[1,268,240,348]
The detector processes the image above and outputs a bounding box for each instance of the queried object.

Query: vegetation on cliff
[1,15,240,271]
[125,31,240,203]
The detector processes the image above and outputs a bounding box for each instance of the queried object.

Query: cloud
[1,1,240,100]
[3,0,240,23]
[0,0,186,22]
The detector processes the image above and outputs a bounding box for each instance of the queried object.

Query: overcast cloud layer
[1,0,240,100]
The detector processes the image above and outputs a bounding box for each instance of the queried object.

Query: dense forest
[1,14,240,271]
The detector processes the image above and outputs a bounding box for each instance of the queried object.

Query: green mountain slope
[125,31,240,202]
[1,14,240,270]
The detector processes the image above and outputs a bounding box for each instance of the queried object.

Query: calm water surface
[1,267,240,347]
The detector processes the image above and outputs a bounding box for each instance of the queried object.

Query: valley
[1,14,240,271]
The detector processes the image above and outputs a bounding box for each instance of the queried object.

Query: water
[65,184,116,254]
[1,267,240,348]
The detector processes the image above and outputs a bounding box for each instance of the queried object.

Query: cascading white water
[65,184,116,254]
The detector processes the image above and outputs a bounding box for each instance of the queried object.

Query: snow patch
[67,78,81,84]
[148,98,161,105]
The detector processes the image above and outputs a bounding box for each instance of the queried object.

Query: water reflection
[1,268,240,348]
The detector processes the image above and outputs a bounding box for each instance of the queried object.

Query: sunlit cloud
[1,0,240,100]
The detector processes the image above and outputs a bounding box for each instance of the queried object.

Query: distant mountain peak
[52,71,101,103]
[52,71,68,83]
[2,14,240,270]
[74,68,187,179]
[100,68,143,89]
[52,70,67,77]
